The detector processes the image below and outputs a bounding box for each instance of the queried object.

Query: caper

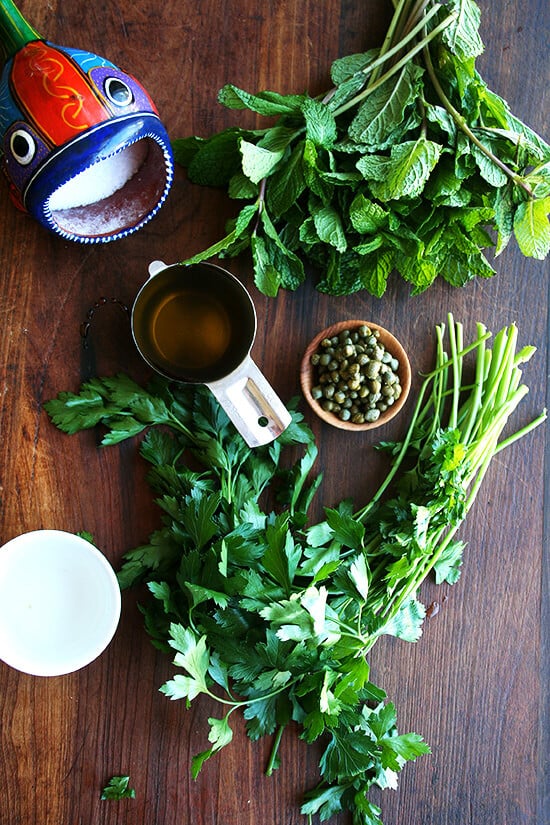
[309,324,403,427]
[365,361,381,379]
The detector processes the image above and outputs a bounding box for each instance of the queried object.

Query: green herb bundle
[45,316,546,825]
[173,0,550,297]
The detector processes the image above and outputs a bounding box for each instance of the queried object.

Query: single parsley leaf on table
[100,775,136,800]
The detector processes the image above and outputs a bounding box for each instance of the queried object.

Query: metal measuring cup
[131,260,292,448]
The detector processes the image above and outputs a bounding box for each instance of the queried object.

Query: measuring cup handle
[207,356,292,448]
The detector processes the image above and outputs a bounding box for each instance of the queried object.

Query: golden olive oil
[149,288,232,371]
[132,264,255,382]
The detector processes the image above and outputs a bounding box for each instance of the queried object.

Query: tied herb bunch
[173,0,550,298]
[45,316,546,825]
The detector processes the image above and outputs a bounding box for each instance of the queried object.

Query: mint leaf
[513,197,550,259]
[357,248,395,297]
[301,96,338,148]
[240,139,284,183]
[187,128,244,186]
[358,138,443,200]
[251,234,281,296]
[349,193,389,233]
[266,141,306,216]
[218,84,305,115]
[312,204,347,252]
[330,50,378,85]
[442,0,484,60]
[348,63,422,149]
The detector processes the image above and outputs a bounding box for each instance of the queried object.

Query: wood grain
[0,2,548,825]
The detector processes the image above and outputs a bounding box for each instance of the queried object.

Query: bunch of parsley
[45,315,545,825]
[173,0,550,297]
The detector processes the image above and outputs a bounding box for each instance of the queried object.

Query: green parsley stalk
[343,316,546,649]
[173,0,550,297]
[45,316,545,825]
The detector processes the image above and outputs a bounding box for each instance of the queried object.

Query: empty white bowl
[0,530,121,676]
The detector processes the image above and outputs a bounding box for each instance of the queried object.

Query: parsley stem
[265,724,286,776]
[350,312,545,647]
[494,408,548,454]
[461,323,488,444]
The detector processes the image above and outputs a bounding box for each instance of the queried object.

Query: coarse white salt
[48,140,148,210]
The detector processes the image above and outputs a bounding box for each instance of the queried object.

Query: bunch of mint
[173,0,550,297]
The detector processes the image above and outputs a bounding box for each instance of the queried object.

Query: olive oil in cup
[131,261,291,447]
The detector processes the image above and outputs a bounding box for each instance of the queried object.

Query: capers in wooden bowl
[300,320,411,431]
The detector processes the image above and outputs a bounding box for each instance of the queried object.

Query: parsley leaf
[100,775,135,800]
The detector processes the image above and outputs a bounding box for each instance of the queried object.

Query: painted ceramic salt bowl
[0,0,173,243]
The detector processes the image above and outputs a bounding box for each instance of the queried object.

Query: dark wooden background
[0,2,548,824]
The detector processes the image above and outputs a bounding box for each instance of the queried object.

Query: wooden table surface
[0,2,548,824]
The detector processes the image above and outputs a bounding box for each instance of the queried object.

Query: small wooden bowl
[300,320,411,431]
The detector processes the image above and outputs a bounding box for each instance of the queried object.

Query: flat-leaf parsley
[46,315,546,825]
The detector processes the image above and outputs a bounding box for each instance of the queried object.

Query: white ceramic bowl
[0,530,121,676]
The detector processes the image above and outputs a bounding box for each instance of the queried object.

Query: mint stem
[420,40,534,197]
